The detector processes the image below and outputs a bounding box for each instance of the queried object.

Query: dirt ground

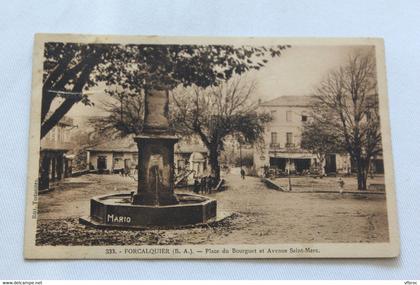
[36,173,390,246]
[272,174,385,192]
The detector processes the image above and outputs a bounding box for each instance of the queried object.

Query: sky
[58,45,371,121]
[250,45,369,101]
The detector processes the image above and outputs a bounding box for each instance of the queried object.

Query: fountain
[80,88,224,229]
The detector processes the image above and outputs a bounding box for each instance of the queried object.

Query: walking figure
[338,177,345,194]
[206,175,212,194]
[240,168,245,180]
[193,177,200,194]
[123,164,130,177]
[200,176,207,194]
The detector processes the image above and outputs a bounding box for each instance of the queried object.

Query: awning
[269,152,315,159]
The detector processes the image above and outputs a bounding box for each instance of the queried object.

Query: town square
[36,171,388,245]
[28,35,393,253]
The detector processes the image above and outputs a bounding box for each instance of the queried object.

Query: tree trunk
[41,55,74,122]
[41,98,78,138]
[40,49,104,138]
[208,146,221,182]
[319,156,326,177]
[356,157,369,191]
[39,153,50,191]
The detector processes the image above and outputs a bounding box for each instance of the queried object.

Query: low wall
[261,178,286,191]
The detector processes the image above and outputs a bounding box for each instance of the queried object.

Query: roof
[87,135,208,154]
[190,152,206,161]
[87,135,137,153]
[45,112,74,127]
[175,144,208,154]
[260,95,314,107]
[40,141,73,151]
[58,116,74,126]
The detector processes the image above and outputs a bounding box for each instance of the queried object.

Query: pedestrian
[193,177,200,194]
[124,164,130,177]
[206,175,213,194]
[240,168,245,180]
[207,176,212,193]
[338,177,345,194]
[200,176,206,194]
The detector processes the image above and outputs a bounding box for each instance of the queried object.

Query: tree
[311,51,382,190]
[171,78,272,181]
[89,87,145,138]
[41,43,119,138]
[42,43,289,138]
[301,119,344,176]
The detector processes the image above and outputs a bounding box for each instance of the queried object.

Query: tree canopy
[309,50,382,189]
[301,119,344,175]
[171,78,272,180]
[41,42,289,138]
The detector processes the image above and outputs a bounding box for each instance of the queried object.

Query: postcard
[24,34,399,259]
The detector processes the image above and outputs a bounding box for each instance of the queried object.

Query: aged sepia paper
[24,34,399,259]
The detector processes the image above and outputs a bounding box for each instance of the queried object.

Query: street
[36,173,389,246]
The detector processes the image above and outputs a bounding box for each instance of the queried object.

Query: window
[177,159,185,170]
[113,153,124,169]
[286,111,292,122]
[271,132,278,144]
[97,156,107,170]
[49,127,56,141]
[58,128,64,142]
[270,110,277,117]
[270,132,279,148]
[301,115,308,122]
[286,132,293,145]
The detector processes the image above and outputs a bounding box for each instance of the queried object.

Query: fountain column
[132,88,179,206]
[80,86,221,228]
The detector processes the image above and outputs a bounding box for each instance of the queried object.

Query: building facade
[86,135,138,174]
[39,116,75,191]
[86,135,209,184]
[253,96,351,175]
[174,137,209,186]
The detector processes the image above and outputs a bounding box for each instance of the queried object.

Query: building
[86,135,209,183]
[39,116,75,191]
[253,96,351,175]
[86,135,138,174]
[174,138,209,185]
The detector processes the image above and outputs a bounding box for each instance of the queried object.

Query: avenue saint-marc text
[105,247,321,256]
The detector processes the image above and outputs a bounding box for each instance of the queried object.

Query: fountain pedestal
[132,134,179,206]
[80,88,226,229]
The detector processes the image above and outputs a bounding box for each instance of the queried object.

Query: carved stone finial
[143,89,170,134]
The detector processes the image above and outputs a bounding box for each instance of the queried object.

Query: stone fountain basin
[79,193,224,229]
